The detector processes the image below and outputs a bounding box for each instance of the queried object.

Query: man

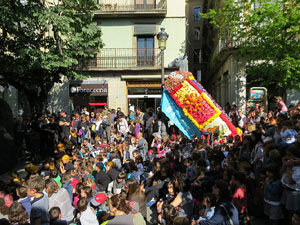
[102,105,109,116]
[58,111,70,141]
[82,138,93,152]
[117,117,128,137]
[94,162,111,192]
[237,109,246,129]
[77,114,90,142]
[82,107,90,116]
[137,132,148,160]
[135,108,145,126]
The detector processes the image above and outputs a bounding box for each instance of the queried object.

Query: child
[49,207,67,225]
[50,170,62,188]
[61,173,73,201]
[73,182,84,207]
[107,172,126,195]
[83,177,98,196]
[230,171,247,215]
[90,193,108,224]
[77,198,98,225]
[100,138,109,149]
[109,129,117,144]
[16,186,31,217]
[81,186,94,203]
[165,181,177,204]
[198,193,216,221]
[127,200,146,225]
[185,158,196,182]
[278,120,298,147]
[264,163,284,224]
[26,175,50,225]
[70,129,77,144]
[123,145,131,163]
[83,166,95,182]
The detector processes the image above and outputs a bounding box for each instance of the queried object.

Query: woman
[245,110,258,128]
[197,180,239,225]
[90,111,96,123]
[171,174,194,219]
[45,179,75,223]
[125,178,147,219]
[250,131,264,183]
[107,194,134,225]
[151,134,162,152]
[94,113,105,139]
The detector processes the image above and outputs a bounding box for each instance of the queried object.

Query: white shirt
[80,206,98,225]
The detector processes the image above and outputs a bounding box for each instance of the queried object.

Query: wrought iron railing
[85,48,161,69]
[97,0,167,12]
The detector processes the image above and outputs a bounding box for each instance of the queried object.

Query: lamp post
[157,28,169,87]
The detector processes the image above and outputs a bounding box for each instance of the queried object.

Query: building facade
[201,0,247,111]
[49,0,186,114]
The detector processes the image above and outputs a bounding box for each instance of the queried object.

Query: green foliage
[0,0,103,112]
[202,0,300,91]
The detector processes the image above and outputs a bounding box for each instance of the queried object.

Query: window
[193,49,201,64]
[194,7,201,21]
[194,27,201,40]
[135,0,155,10]
[137,36,154,66]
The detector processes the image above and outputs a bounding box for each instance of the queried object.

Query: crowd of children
[0,100,299,225]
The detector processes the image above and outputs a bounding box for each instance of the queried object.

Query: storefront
[69,80,108,112]
[127,82,162,112]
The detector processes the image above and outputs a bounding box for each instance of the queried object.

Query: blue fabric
[161,89,202,140]
[19,196,31,217]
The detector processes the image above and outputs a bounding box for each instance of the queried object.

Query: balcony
[211,39,239,63]
[94,0,167,18]
[81,48,161,71]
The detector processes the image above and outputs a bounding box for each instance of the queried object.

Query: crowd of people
[0,99,299,225]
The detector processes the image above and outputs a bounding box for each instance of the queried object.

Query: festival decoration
[162,71,240,138]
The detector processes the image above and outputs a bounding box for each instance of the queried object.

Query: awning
[121,75,169,79]
[134,24,156,35]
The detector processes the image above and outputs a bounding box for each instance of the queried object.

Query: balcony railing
[95,0,167,14]
[212,39,239,60]
[83,48,161,69]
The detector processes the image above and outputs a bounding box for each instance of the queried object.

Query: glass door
[137,36,154,66]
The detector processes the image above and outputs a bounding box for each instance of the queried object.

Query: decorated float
[161,71,241,140]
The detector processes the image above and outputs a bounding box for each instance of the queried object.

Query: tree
[0,0,103,113]
[202,0,300,91]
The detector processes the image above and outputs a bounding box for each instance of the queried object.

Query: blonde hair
[96,112,103,122]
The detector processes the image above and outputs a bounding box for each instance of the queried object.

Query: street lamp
[157,28,169,86]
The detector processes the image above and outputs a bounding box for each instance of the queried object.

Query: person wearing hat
[90,193,109,224]
[94,163,111,192]
[60,155,74,174]
[126,200,146,225]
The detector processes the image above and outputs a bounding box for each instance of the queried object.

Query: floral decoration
[164,71,239,135]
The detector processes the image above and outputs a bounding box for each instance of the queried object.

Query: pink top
[278,101,288,112]
[232,186,247,214]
